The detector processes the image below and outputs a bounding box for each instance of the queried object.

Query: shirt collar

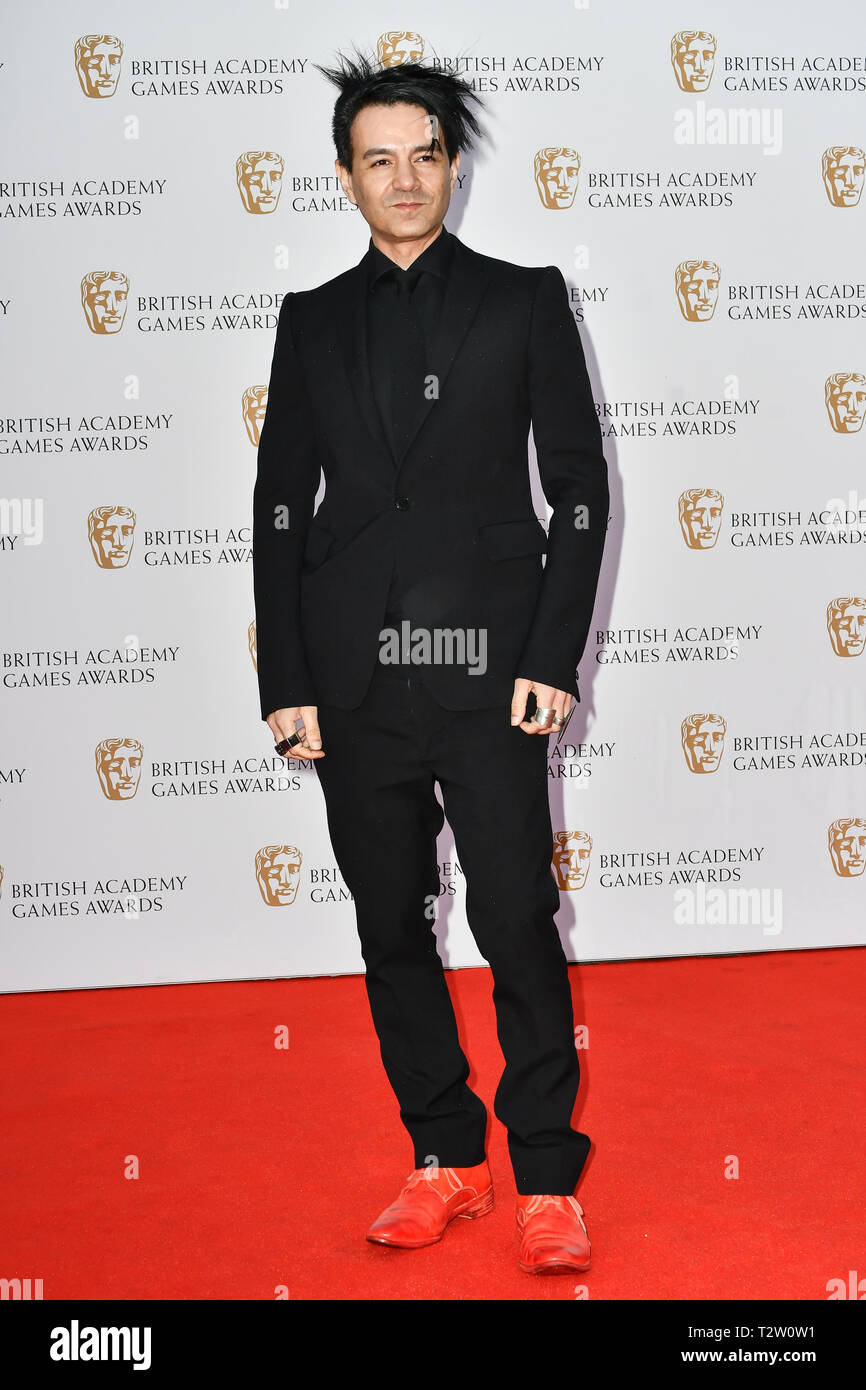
[365,223,454,290]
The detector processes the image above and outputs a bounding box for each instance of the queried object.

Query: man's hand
[510,678,572,736]
[266,706,324,760]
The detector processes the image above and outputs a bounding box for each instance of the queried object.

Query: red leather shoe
[366,1161,494,1248]
[516,1193,592,1274]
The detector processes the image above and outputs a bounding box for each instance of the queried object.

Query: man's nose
[392,160,422,189]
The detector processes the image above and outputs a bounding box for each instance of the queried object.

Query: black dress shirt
[363,223,455,622]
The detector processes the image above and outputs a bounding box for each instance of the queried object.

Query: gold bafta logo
[95,737,143,799]
[678,488,724,549]
[681,713,726,773]
[825,372,866,433]
[534,148,581,210]
[670,30,716,92]
[74,34,123,98]
[88,505,136,568]
[81,271,129,334]
[236,152,284,214]
[248,620,257,669]
[822,146,865,207]
[552,831,592,890]
[243,386,268,445]
[256,845,303,905]
[376,31,425,67]
[675,260,720,320]
[827,817,866,877]
[827,597,866,657]
[0,864,3,901]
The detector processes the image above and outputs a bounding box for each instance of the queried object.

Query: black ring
[275,732,303,755]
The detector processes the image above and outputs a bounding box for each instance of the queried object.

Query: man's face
[684,720,725,773]
[678,265,718,320]
[829,379,866,432]
[826,152,864,206]
[831,825,866,877]
[80,40,123,97]
[263,851,302,904]
[553,838,591,889]
[683,495,722,548]
[830,603,866,656]
[675,39,715,92]
[86,277,128,332]
[93,511,134,566]
[336,101,459,248]
[241,156,283,212]
[99,744,142,799]
[540,153,580,208]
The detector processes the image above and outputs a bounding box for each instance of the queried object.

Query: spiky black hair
[313,46,486,172]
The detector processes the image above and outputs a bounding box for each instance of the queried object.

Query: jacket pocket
[302,520,336,570]
[478,517,548,562]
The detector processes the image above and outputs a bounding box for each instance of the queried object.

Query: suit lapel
[340,263,392,459]
[336,233,491,478]
[399,236,490,465]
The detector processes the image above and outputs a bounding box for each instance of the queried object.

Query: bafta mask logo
[678,488,724,549]
[825,372,866,433]
[243,386,268,445]
[827,817,866,877]
[670,30,716,92]
[248,620,257,669]
[81,271,129,334]
[74,33,123,98]
[376,31,425,67]
[675,260,720,321]
[256,844,303,905]
[552,830,593,890]
[88,505,136,569]
[534,148,581,210]
[236,152,284,214]
[96,737,143,799]
[827,597,866,657]
[822,146,865,207]
[681,713,726,774]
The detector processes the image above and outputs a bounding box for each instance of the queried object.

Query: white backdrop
[1,0,864,992]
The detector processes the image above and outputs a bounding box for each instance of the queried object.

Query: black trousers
[312,655,591,1195]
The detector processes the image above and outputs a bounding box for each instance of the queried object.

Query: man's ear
[450,149,460,188]
[335,159,356,206]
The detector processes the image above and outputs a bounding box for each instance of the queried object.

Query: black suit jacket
[252,229,609,718]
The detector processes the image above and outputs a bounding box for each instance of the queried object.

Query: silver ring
[532,707,555,726]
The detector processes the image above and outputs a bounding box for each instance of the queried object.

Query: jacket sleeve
[516,265,609,698]
[252,293,321,720]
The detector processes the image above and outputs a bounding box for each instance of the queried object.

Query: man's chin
[378,210,441,237]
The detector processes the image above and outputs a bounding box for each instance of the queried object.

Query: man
[252,52,609,1275]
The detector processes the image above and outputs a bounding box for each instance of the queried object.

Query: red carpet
[2,948,864,1301]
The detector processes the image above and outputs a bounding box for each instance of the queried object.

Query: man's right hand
[266,706,324,760]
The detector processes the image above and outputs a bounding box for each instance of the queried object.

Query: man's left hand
[510,677,572,735]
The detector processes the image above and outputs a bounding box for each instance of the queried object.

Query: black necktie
[389,268,427,462]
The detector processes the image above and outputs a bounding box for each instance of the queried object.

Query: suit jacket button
[394,496,410,510]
